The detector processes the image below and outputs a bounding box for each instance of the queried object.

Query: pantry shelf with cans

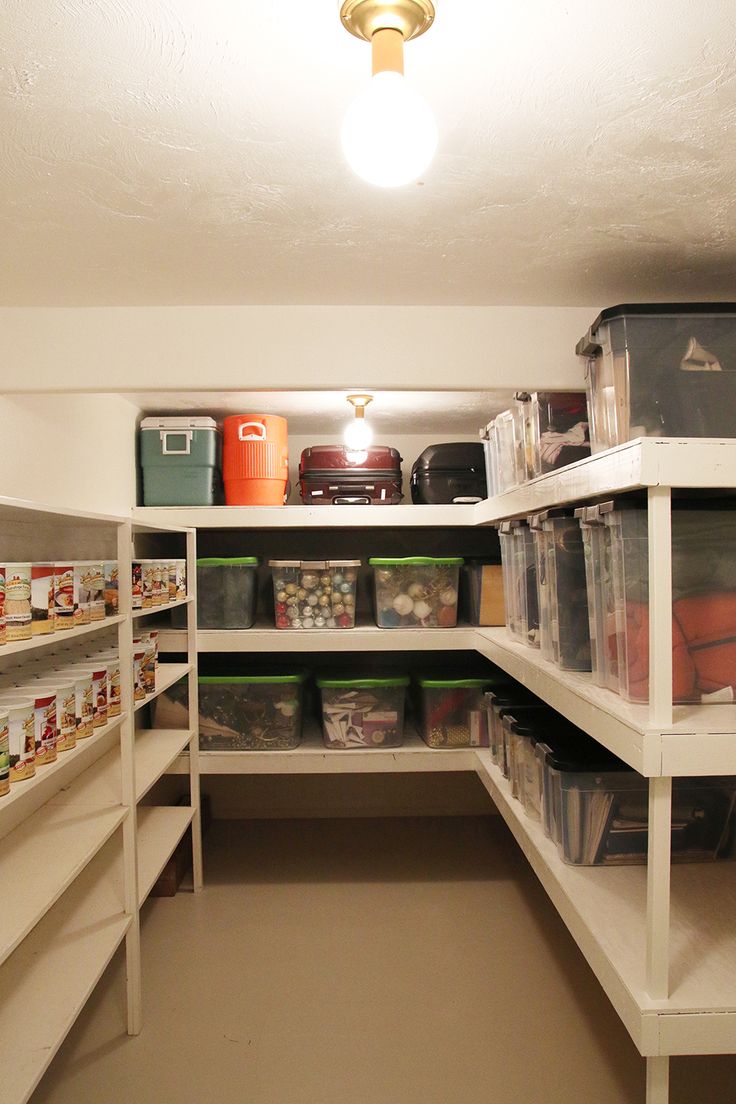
[0,494,200,1104]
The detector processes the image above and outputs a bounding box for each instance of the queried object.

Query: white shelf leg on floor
[646,775,672,1000]
[647,485,673,730]
[118,520,142,1035]
[646,1055,669,1104]
[186,528,203,892]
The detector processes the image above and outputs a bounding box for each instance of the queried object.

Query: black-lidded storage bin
[410,443,487,504]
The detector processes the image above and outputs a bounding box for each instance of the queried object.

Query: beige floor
[30,816,736,1104]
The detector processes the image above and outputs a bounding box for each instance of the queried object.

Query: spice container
[0,709,9,796]
[369,557,462,628]
[5,563,32,641]
[176,557,259,630]
[0,698,35,781]
[269,560,360,629]
[317,676,409,749]
[33,679,77,751]
[104,561,119,617]
[186,674,306,750]
[416,676,493,748]
[31,563,55,635]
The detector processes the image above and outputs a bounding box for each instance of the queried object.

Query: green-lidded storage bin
[171,556,259,629]
[416,675,494,748]
[153,672,305,750]
[369,557,463,628]
[140,416,222,506]
[317,675,409,749]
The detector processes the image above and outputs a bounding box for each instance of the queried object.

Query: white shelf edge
[135,729,195,801]
[0,494,128,527]
[0,804,126,969]
[137,805,195,905]
[0,615,124,661]
[131,503,479,529]
[133,664,192,713]
[132,597,192,620]
[157,622,478,653]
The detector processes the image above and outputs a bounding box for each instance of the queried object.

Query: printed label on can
[168,562,177,600]
[132,562,143,609]
[176,560,187,600]
[88,563,105,621]
[81,681,94,737]
[0,715,10,795]
[134,653,147,701]
[5,564,32,641]
[108,663,121,717]
[55,688,77,751]
[142,563,156,608]
[74,564,94,625]
[31,564,55,635]
[54,565,75,628]
[91,670,108,728]
[0,567,6,645]
[33,693,57,765]
[104,562,119,616]
[8,706,35,781]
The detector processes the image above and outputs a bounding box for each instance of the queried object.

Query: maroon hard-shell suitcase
[299,445,403,505]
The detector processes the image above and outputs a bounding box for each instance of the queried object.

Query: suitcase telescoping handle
[333,495,372,505]
[238,421,267,442]
[160,429,193,456]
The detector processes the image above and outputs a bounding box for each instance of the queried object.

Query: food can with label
[94,652,121,718]
[53,668,95,739]
[133,647,147,701]
[168,561,177,601]
[104,561,119,617]
[142,561,156,609]
[0,566,6,645]
[34,679,77,751]
[176,559,187,600]
[5,563,32,641]
[73,562,96,626]
[31,563,56,635]
[139,629,159,671]
[132,560,144,609]
[54,564,76,629]
[133,636,156,695]
[15,687,57,765]
[0,708,9,796]
[0,697,35,781]
[88,562,105,622]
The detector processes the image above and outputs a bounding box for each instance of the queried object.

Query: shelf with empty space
[0,837,130,1104]
[0,615,124,661]
[133,663,192,713]
[168,724,478,775]
[137,805,195,905]
[474,750,736,1057]
[132,596,192,620]
[135,729,195,800]
[157,620,477,653]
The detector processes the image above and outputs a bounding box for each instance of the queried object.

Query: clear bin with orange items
[223,414,289,506]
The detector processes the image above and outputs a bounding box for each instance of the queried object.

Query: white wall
[0,305,597,392]
[0,393,138,515]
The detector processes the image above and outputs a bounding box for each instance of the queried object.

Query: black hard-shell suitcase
[299,444,403,505]
[410,443,487,504]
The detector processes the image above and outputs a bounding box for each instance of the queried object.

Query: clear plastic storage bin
[577,505,620,692]
[461,562,505,626]
[369,558,462,628]
[490,398,530,492]
[527,392,590,476]
[154,673,305,750]
[416,676,493,748]
[498,521,539,647]
[576,304,736,452]
[557,768,736,866]
[317,676,409,749]
[538,511,591,671]
[269,560,360,629]
[172,556,258,629]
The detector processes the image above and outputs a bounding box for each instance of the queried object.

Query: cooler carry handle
[238,421,267,442]
[160,430,193,456]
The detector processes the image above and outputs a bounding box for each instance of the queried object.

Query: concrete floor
[30,816,736,1104]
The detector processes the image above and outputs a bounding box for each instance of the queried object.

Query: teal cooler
[140,416,222,506]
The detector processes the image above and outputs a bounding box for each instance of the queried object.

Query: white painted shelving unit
[139,437,736,1104]
[0,495,200,1104]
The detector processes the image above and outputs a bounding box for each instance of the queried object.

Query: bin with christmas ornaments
[368,557,462,628]
[268,560,361,630]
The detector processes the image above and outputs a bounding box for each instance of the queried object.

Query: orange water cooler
[223,414,289,506]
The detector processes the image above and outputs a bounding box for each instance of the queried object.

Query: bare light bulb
[341,70,437,188]
[344,416,373,451]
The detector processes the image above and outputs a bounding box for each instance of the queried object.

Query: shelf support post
[647,485,673,730]
[646,775,672,999]
[645,1055,669,1104]
[186,527,203,892]
[118,519,143,1035]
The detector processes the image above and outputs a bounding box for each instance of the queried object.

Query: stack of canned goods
[131,559,187,610]
[0,560,120,643]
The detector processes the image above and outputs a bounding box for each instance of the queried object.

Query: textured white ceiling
[1,0,735,306]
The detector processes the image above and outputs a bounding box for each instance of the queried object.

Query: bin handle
[238,421,267,442]
[160,430,193,455]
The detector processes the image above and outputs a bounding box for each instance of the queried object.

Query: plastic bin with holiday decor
[269,560,360,629]
[317,675,409,749]
[369,557,462,628]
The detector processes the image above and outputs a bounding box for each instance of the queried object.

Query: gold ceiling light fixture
[339,0,437,188]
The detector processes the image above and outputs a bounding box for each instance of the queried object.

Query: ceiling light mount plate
[339,0,435,42]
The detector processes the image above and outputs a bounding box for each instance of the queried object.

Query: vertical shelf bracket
[646,775,672,1000]
[645,1055,669,1104]
[186,527,203,892]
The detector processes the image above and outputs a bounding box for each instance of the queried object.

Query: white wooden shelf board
[0,840,130,1104]
[169,724,478,776]
[132,503,478,529]
[158,620,477,654]
[135,729,195,801]
[475,438,736,525]
[0,495,127,528]
[132,596,192,620]
[0,803,126,968]
[475,628,736,777]
[133,663,192,713]
[0,714,126,839]
[0,615,124,662]
[137,805,195,906]
[474,752,736,1057]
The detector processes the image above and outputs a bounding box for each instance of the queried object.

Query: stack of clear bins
[484,686,545,774]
